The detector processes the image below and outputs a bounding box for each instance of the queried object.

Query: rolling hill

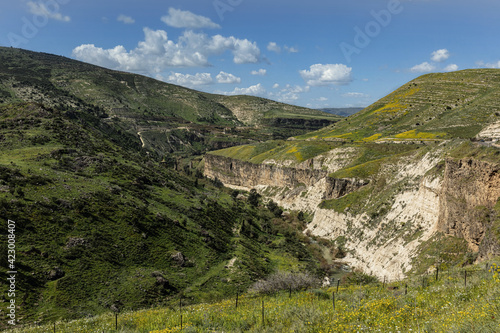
[0,47,340,158]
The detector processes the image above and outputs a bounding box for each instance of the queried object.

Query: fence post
[180,295,183,330]
[405,284,408,295]
[332,292,335,311]
[336,279,340,293]
[115,313,118,331]
[464,270,467,288]
[289,285,292,298]
[435,267,439,281]
[236,291,239,309]
[262,298,265,326]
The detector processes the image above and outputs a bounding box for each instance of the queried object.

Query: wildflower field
[6,264,500,333]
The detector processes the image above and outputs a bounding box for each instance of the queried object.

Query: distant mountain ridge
[319,107,363,117]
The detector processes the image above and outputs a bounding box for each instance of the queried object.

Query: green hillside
[0,48,342,328]
[0,101,333,328]
[297,69,500,142]
[5,262,500,332]
[0,47,339,159]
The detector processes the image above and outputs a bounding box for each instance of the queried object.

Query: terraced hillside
[0,47,339,158]
[298,69,500,142]
[205,69,500,281]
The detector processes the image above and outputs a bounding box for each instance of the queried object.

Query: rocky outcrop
[204,154,367,201]
[438,158,500,256]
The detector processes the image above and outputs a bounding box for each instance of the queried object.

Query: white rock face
[306,176,441,281]
[272,150,444,281]
[477,121,500,140]
[207,145,450,281]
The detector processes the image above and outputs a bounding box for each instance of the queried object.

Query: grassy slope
[0,103,326,327]
[211,94,341,125]
[207,70,500,203]
[7,262,500,333]
[297,69,500,142]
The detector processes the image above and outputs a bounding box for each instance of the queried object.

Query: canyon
[205,142,500,280]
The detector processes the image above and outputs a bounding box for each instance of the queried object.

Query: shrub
[344,270,379,285]
[250,272,320,295]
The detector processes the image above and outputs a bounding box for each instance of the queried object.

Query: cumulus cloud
[267,42,281,53]
[117,15,135,24]
[161,8,220,29]
[226,84,267,97]
[216,71,241,84]
[272,83,280,89]
[444,64,458,72]
[284,46,299,53]
[270,84,310,103]
[73,28,261,73]
[410,62,436,73]
[27,1,70,22]
[431,49,450,63]
[299,64,352,86]
[251,69,267,76]
[162,72,213,87]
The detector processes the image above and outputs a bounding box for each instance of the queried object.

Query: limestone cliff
[204,143,500,280]
[204,153,368,202]
[438,158,500,258]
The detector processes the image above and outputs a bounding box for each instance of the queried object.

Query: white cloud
[117,15,135,24]
[162,72,213,87]
[267,42,281,53]
[299,64,352,86]
[266,42,298,54]
[342,92,369,98]
[73,28,261,73]
[479,61,500,69]
[271,84,310,102]
[27,1,70,22]
[444,64,459,72]
[161,8,220,29]
[431,49,450,63]
[226,84,267,97]
[410,62,436,73]
[251,69,267,76]
[317,97,328,102]
[272,83,280,89]
[216,71,241,84]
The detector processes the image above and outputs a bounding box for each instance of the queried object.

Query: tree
[266,200,283,217]
[248,189,260,207]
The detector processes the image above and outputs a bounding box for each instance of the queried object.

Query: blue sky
[1,0,500,108]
